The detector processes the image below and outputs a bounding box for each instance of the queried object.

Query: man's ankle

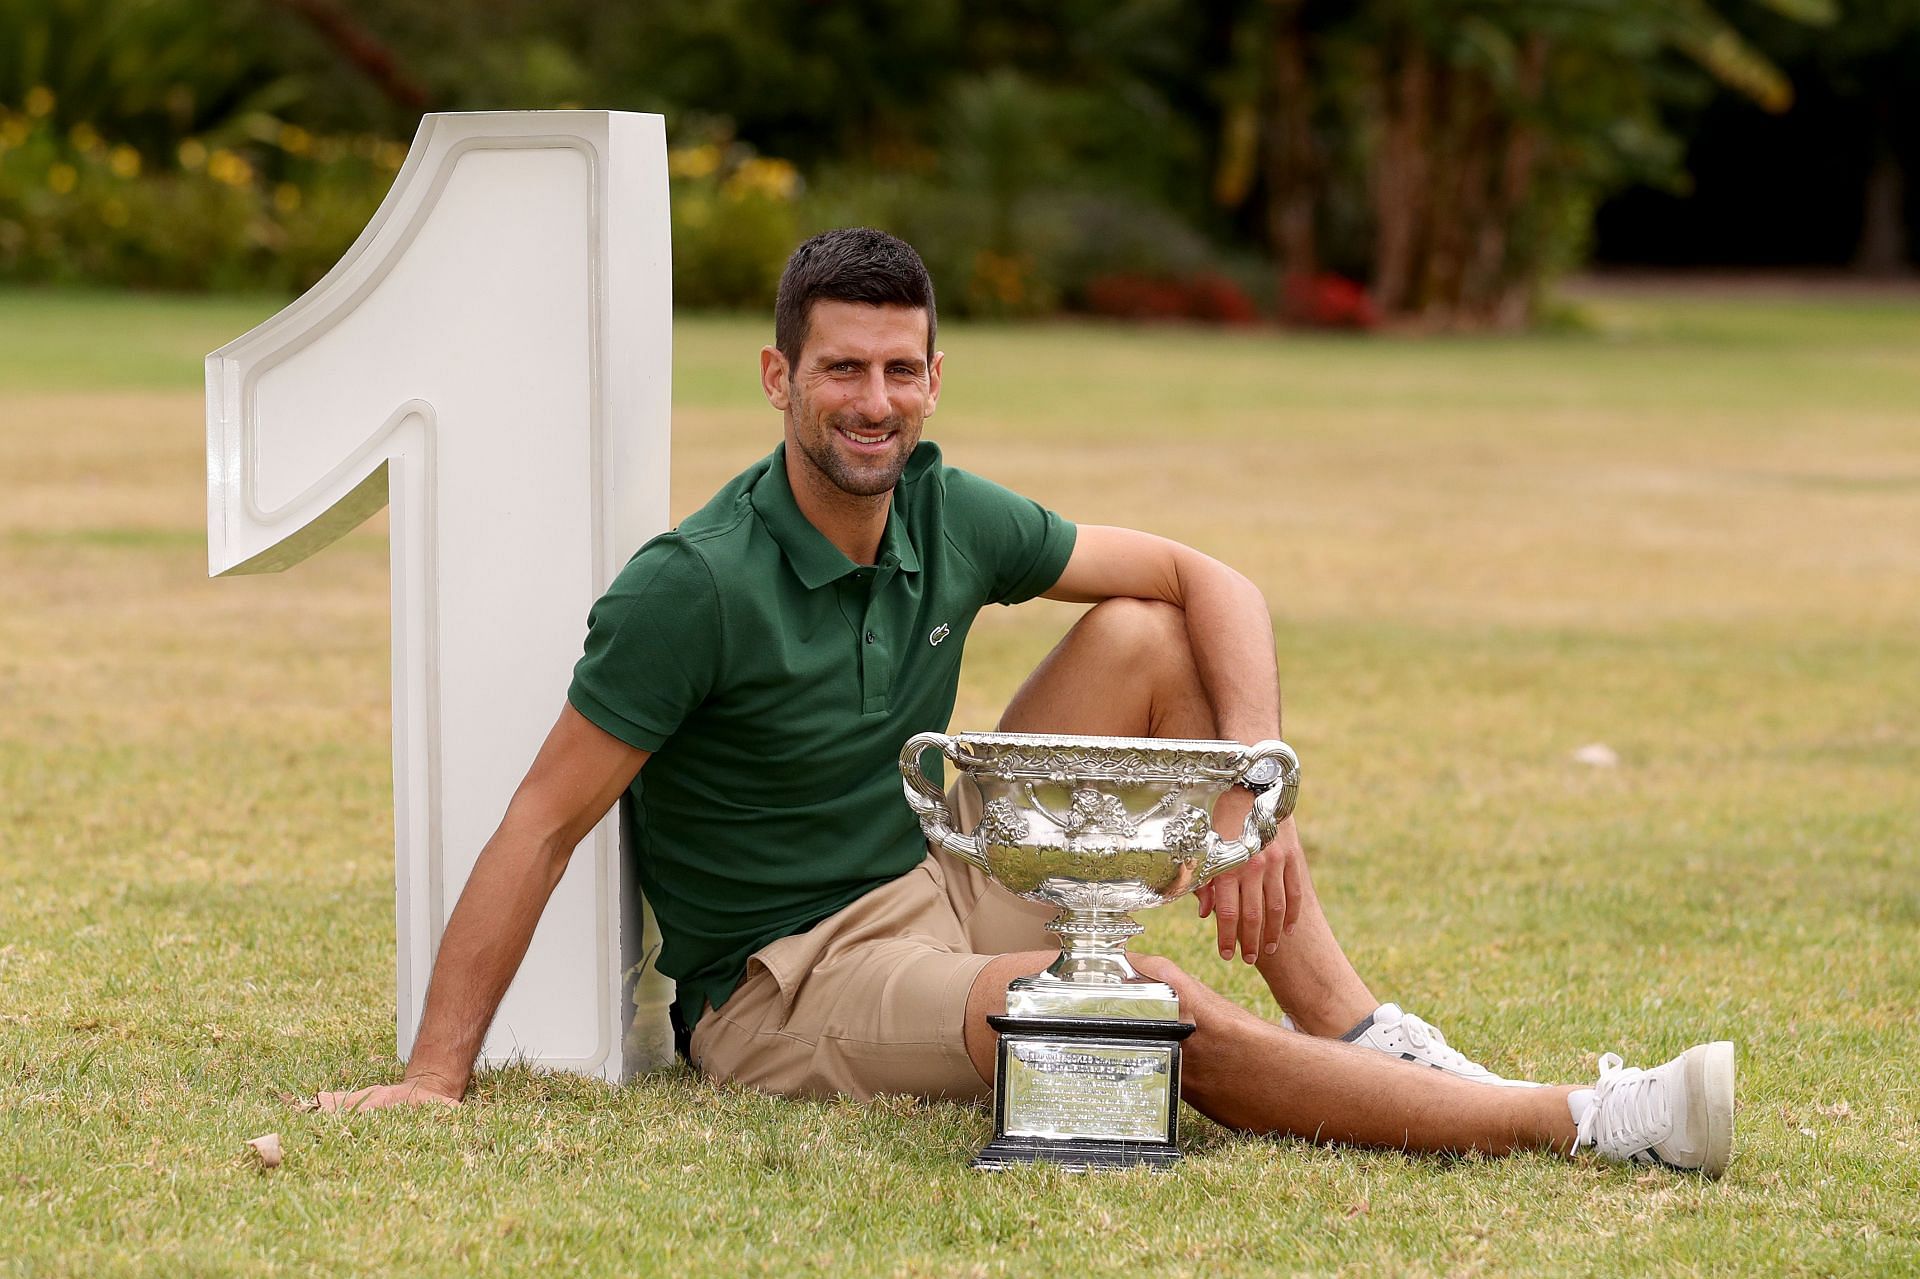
[1274,998,1378,1039]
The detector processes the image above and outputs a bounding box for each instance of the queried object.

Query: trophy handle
[1199,740,1300,882]
[899,731,990,870]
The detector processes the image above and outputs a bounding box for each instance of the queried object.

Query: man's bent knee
[1073,596,1188,659]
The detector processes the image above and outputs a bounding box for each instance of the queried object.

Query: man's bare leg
[996,596,1376,1036]
[962,950,1578,1155]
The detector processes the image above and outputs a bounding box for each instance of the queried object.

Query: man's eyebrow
[811,354,926,369]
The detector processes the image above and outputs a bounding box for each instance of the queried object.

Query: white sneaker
[1350,1003,1540,1087]
[1575,1041,1736,1177]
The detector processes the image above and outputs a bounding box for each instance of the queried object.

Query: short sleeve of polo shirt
[941,466,1077,606]
[567,538,721,752]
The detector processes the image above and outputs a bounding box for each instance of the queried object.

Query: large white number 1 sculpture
[205,111,674,1081]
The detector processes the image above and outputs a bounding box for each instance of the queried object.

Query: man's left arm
[1043,523,1301,963]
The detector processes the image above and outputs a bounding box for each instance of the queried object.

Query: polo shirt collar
[751,445,922,588]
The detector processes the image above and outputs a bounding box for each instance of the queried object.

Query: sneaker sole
[1686,1040,1736,1178]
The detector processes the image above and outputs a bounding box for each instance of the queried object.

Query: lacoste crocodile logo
[928,623,950,647]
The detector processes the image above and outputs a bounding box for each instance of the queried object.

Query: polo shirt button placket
[862,621,890,713]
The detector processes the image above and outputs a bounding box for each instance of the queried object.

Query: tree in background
[1211,0,1839,327]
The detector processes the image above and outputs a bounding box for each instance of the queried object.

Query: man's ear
[926,350,943,417]
[760,345,791,411]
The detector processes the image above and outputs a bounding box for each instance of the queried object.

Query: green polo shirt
[567,441,1076,1029]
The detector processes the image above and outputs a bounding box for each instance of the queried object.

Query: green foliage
[796,70,1245,319]
[0,105,397,291]
[0,0,306,151]
[668,141,802,310]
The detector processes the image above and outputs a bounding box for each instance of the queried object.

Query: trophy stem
[1003,908,1181,1021]
[1043,908,1147,984]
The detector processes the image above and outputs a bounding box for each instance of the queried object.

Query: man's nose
[852,369,892,421]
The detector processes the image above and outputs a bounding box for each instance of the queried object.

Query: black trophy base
[973,1134,1185,1172]
[976,1014,1194,1172]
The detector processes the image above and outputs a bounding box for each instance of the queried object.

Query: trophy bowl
[900,731,1300,1021]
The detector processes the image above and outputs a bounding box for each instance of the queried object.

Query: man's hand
[1195,807,1304,963]
[317,1076,463,1114]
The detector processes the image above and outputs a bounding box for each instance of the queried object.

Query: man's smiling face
[777,299,942,499]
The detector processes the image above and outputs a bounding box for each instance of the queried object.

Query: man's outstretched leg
[961,950,1736,1174]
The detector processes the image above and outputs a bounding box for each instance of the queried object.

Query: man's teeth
[841,428,891,444]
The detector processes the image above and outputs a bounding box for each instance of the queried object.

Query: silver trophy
[900,731,1300,1169]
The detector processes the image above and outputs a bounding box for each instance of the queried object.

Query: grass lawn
[1,286,1917,1276]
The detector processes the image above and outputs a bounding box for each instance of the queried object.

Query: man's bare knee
[1074,596,1187,661]
[999,596,1208,738]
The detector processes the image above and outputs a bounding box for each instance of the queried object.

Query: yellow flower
[277,124,311,155]
[668,143,722,180]
[208,148,253,186]
[178,138,208,170]
[23,86,55,118]
[2,116,27,147]
[109,145,141,179]
[724,156,799,201]
[273,182,301,213]
[69,122,102,154]
[48,162,77,194]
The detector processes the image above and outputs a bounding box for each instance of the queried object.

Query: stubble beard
[792,398,918,499]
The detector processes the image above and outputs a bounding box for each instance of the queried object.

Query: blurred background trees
[1,0,1914,324]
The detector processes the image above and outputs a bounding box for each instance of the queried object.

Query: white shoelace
[1575,1052,1671,1158]
[1397,1012,1481,1075]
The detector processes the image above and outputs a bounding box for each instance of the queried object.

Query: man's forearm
[1171,549,1282,743]
[402,820,573,1096]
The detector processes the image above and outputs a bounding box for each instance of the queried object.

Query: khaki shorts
[688,782,1057,1102]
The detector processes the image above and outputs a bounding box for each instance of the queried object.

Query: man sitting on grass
[321,228,1736,1177]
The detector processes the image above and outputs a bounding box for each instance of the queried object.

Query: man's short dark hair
[774,228,937,367]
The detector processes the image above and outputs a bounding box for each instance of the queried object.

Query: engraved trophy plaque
[900,731,1300,1169]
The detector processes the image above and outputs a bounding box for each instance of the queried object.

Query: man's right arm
[318,703,649,1112]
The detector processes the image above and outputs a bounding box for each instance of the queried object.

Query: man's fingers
[315,1088,362,1114]
[1262,862,1288,956]
[316,1083,460,1114]
[1194,883,1213,919]
[1211,877,1241,959]
[1236,866,1264,963]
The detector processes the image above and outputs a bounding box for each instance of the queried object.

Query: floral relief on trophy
[1161,805,1214,861]
[1062,789,1133,851]
[976,798,1032,849]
